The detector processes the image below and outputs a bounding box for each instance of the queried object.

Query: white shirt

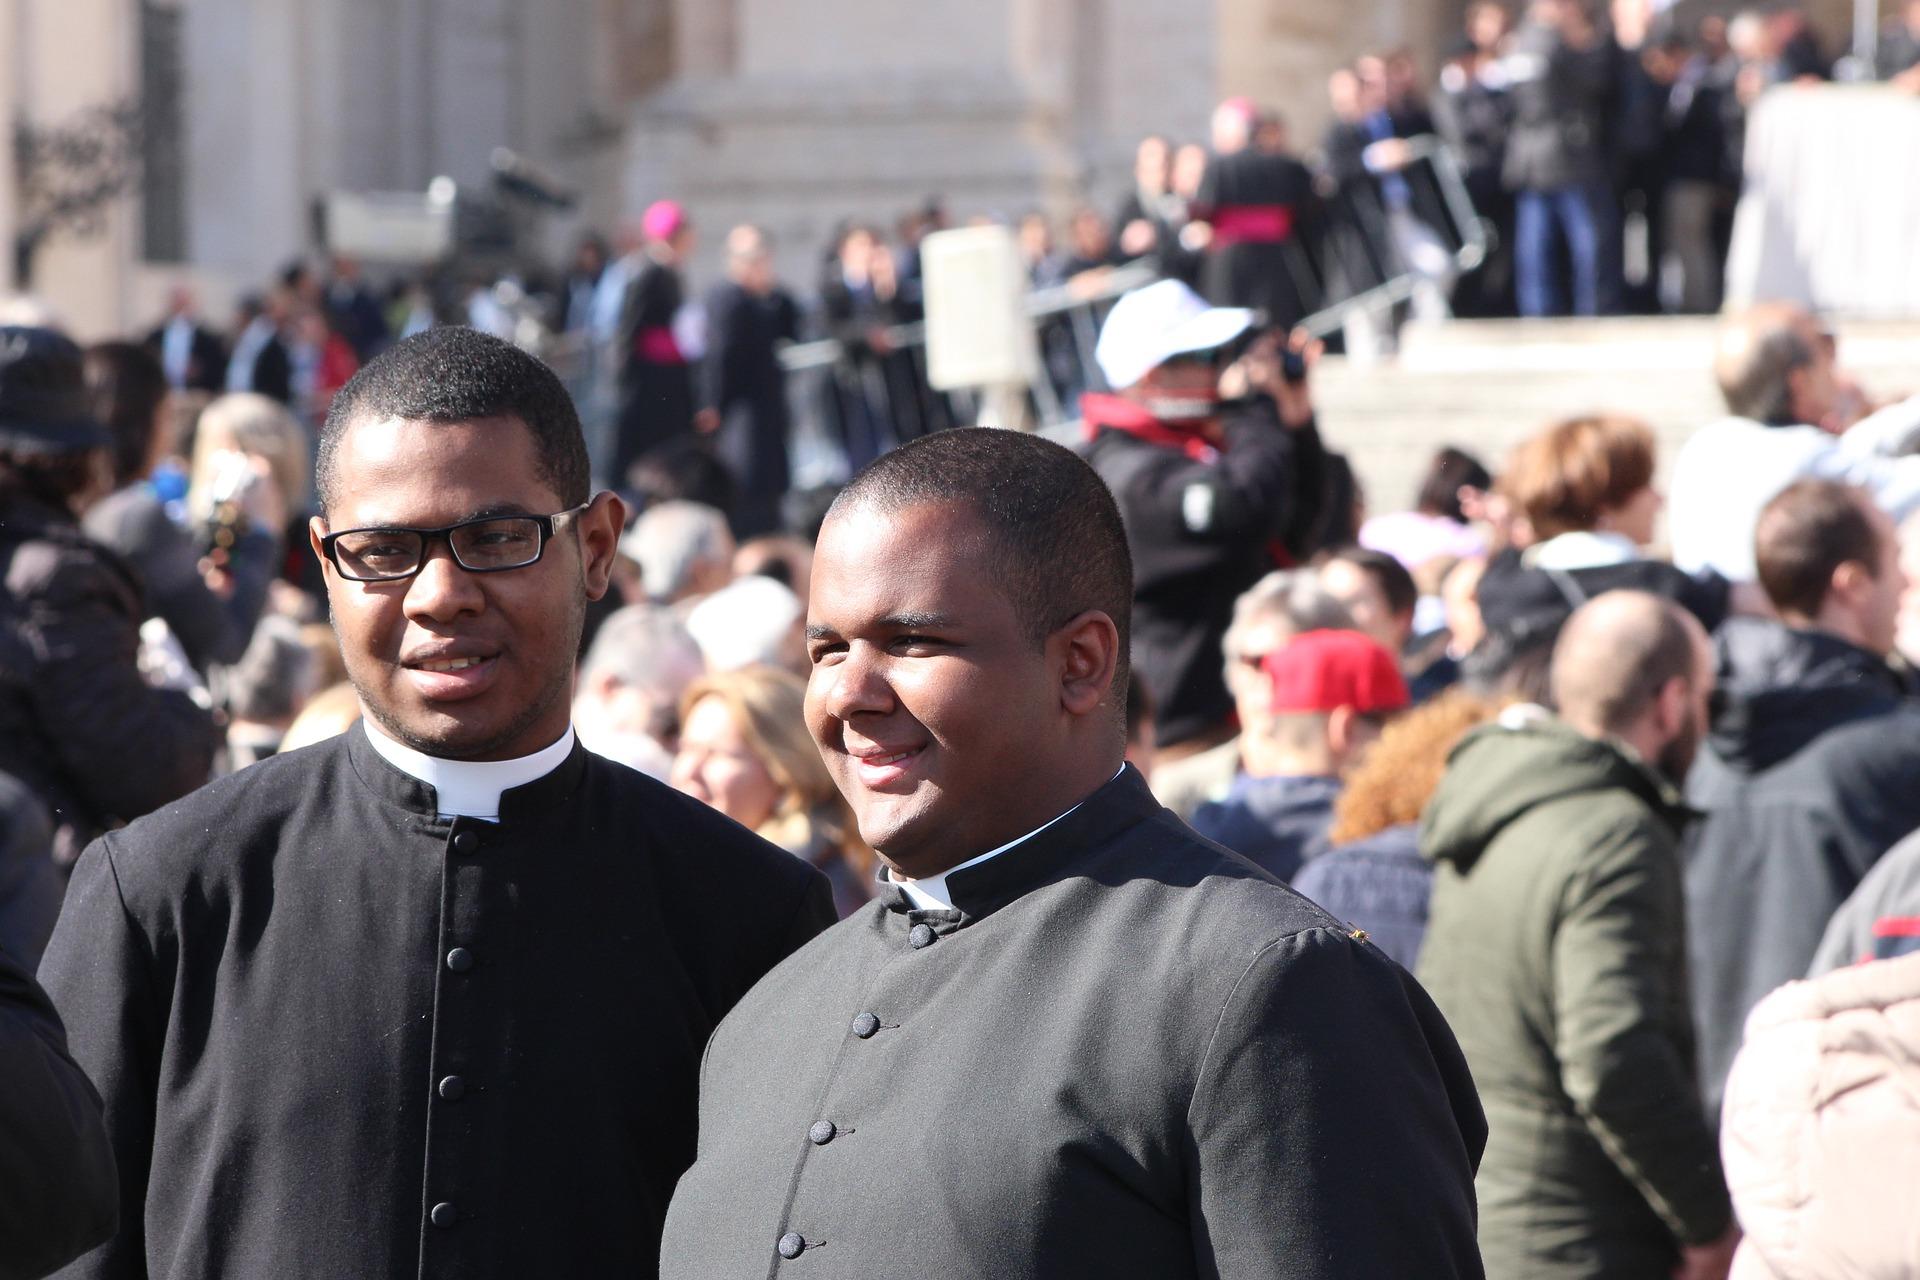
[160,316,195,389]
[885,768,1126,911]
[1669,396,1920,582]
[225,316,276,393]
[1524,529,1639,571]
[362,720,577,821]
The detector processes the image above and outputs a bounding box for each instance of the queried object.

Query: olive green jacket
[1417,718,1731,1280]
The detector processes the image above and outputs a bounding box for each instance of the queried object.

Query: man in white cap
[1081,279,1328,762]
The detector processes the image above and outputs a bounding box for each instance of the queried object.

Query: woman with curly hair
[1291,690,1504,967]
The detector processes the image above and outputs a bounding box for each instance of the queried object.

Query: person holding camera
[1080,280,1334,762]
[81,346,284,678]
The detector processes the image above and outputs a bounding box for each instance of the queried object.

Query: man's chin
[365,700,520,762]
[852,802,939,874]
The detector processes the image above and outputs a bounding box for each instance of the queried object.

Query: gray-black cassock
[38,724,835,1280]
[659,766,1488,1278]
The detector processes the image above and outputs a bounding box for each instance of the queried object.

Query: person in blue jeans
[1514,182,1617,316]
[1504,0,1619,315]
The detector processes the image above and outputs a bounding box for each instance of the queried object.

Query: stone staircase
[1312,316,1920,516]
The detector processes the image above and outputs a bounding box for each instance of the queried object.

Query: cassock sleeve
[778,872,838,961]
[1184,927,1486,1279]
[696,286,741,416]
[36,836,168,1280]
[0,942,118,1280]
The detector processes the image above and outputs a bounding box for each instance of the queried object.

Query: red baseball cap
[1263,629,1410,716]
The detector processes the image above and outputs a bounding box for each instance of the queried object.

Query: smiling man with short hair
[41,326,834,1280]
[659,428,1487,1278]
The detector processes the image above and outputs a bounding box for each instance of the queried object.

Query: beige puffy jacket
[1721,952,1920,1279]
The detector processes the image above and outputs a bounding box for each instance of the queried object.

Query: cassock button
[446,947,475,973]
[452,830,479,854]
[430,1202,458,1228]
[808,1119,836,1145]
[438,1074,466,1101]
[777,1232,807,1260]
[909,923,936,949]
[851,1012,881,1039]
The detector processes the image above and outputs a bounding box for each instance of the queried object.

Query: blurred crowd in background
[8,0,1920,1274]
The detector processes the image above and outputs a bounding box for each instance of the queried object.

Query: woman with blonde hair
[186,391,310,534]
[1291,690,1503,968]
[671,666,872,916]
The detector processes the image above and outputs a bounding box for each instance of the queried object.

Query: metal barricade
[774,136,1487,483]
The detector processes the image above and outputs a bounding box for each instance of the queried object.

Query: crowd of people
[6,1,1920,1277]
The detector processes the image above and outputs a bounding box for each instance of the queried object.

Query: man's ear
[1053,610,1121,718]
[577,492,628,601]
[1327,704,1356,758]
[308,516,333,582]
[1654,673,1691,742]
[1829,559,1870,615]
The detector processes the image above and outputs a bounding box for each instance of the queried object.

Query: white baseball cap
[1093,279,1255,391]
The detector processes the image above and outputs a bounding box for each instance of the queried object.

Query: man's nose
[403,542,485,622]
[818,645,895,721]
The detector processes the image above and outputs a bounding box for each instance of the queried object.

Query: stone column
[672,0,734,77]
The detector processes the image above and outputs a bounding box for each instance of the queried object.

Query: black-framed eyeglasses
[319,502,594,583]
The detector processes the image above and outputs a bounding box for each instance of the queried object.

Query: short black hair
[1755,478,1884,619]
[832,428,1134,686]
[82,341,168,485]
[316,326,588,516]
[1415,446,1491,522]
[1315,545,1419,620]
[627,437,735,514]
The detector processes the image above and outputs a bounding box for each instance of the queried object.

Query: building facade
[3,0,1878,336]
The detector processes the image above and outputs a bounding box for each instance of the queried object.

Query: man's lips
[400,647,502,701]
[845,742,927,788]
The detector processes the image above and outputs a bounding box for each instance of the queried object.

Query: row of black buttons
[431,840,478,1232]
[778,938,929,1261]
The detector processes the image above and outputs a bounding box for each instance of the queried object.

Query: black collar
[343,720,591,824]
[885,765,1161,927]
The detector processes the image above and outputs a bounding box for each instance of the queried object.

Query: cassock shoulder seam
[1183,924,1382,1127]
[92,830,167,1012]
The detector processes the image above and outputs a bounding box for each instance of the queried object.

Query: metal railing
[780,136,1489,485]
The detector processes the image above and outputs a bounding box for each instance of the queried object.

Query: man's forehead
[327,413,558,521]
[336,412,533,458]
[811,500,997,617]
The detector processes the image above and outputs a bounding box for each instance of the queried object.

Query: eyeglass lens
[332,517,545,579]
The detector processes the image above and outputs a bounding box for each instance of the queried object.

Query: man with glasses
[40,326,835,1280]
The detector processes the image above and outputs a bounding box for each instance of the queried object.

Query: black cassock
[39,725,834,1280]
[1194,150,1327,331]
[1,944,117,1277]
[699,280,801,538]
[615,257,695,480]
[660,767,1487,1279]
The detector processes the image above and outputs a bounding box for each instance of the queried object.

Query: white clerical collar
[362,720,576,821]
[885,767,1125,911]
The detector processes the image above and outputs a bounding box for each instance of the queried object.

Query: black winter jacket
[1683,617,1920,1122]
[0,494,217,861]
